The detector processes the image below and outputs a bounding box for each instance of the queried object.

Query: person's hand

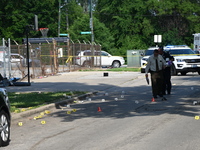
[145,73,148,77]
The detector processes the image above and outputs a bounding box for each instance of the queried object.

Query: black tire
[0,110,10,147]
[198,71,200,75]
[112,61,120,68]
[181,72,187,75]
[83,61,91,68]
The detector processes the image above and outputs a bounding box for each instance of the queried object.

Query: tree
[96,0,155,52]
[96,0,200,50]
[0,0,58,42]
[1,0,200,51]
[69,14,114,51]
[147,0,200,46]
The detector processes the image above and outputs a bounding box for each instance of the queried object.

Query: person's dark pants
[150,71,164,97]
[163,68,171,94]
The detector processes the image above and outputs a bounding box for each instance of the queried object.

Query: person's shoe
[153,95,158,98]
[162,97,167,101]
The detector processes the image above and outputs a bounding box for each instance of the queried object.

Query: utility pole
[90,0,94,68]
[65,1,69,31]
[58,0,61,37]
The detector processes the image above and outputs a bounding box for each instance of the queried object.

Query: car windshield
[165,49,196,55]
[101,51,109,56]
[145,50,154,56]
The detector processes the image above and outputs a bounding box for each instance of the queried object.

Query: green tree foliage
[96,0,155,56]
[0,0,58,42]
[147,0,200,46]
[69,14,114,51]
[0,0,200,54]
[96,0,200,51]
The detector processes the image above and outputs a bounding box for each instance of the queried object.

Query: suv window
[83,51,101,56]
[83,52,92,56]
[145,50,154,56]
[165,49,195,55]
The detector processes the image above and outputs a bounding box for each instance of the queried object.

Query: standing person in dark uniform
[158,46,174,95]
[145,49,166,99]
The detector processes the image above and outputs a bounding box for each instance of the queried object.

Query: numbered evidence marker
[195,116,200,120]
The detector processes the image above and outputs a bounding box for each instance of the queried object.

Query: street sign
[59,33,69,36]
[154,35,162,43]
[80,31,91,34]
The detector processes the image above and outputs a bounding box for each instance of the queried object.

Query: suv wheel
[0,110,10,147]
[112,61,120,68]
[181,72,187,75]
[83,61,91,68]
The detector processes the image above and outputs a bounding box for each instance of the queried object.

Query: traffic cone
[151,97,156,102]
[97,107,102,112]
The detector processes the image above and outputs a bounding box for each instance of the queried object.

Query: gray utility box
[127,50,145,67]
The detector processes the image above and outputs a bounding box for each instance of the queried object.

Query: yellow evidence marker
[21,108,26,112]
[18,122,23,126]
[45,110,50,114]
[40,112,45,116]
[72,109,77,112]
[34,116,37,120]
[14,110,20,113]
[41,121,46,124]
[37,115,43,119]
[67,111,71,114]
[195,116,200,120]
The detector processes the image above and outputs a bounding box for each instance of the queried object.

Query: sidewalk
[6,71,143,93]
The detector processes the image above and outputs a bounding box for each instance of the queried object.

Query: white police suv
[140,45,200,75]
[165,45,200,75]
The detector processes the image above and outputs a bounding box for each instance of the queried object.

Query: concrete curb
[11,91,97,122]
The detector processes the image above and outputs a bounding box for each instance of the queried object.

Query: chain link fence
[0,39,101,80]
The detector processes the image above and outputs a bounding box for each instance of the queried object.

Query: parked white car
[75,50,125,68]
[140,45,200,75]
[6,53,41,67]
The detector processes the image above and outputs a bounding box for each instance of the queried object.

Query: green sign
[59,33,68,36]
[80,31,91,34]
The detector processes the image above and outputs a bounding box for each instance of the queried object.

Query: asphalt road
[2,71,200,150]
